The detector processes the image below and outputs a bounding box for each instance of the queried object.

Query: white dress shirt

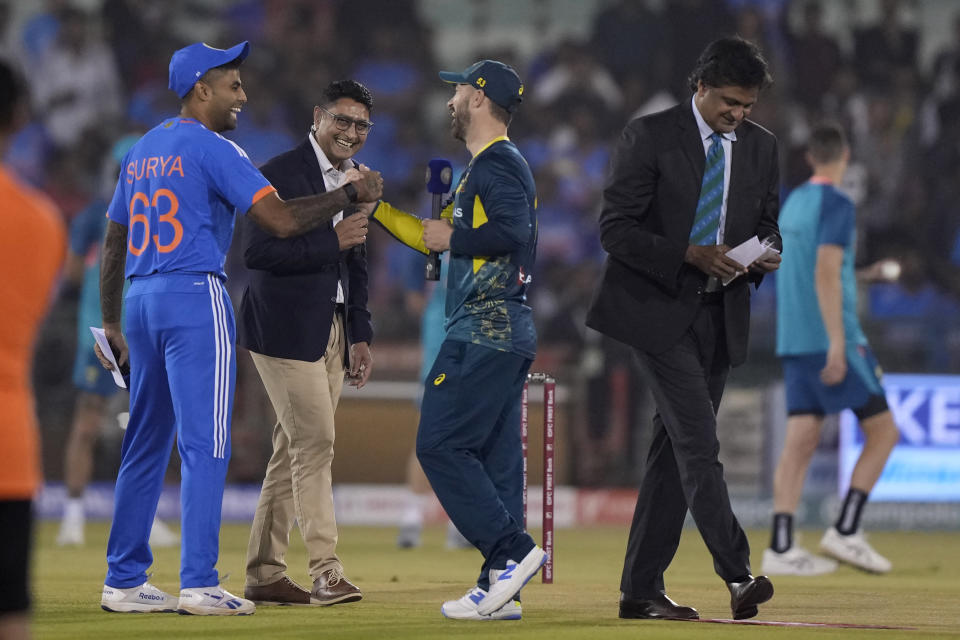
[308,133,355,304]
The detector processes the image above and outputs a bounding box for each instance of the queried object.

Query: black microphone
[425,158,453,280]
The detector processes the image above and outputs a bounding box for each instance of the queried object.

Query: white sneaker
[477,545,547,616]
[441,586,522,620]
[149,518,180,548]
[101,581,177,613]
[819,527,892,574]
[762,546,838,576]
[57,499,86,546]
[57,520,84,547]
[177,586,255,615]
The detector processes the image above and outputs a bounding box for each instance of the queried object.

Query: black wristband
[343,182,359,203]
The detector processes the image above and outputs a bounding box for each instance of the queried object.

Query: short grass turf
[33,523,960,639]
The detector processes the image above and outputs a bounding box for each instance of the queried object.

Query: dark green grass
[33,523,960,639]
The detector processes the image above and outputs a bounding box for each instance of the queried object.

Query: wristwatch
[342,182,359,203]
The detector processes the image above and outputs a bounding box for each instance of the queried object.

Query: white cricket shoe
[149,518,179,548]
[762,546,838,576]
[441,586,522,620]
[101,581,177,613]
[177,586,255,615]
[819,527,892,574]
[477,545,547,616]
[56,520,84,547]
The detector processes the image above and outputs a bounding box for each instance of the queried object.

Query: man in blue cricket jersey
[371,59,546,621]
[95,41,382,616]
[765,123,900,576]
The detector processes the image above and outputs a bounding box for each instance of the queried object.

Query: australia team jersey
[776,180,867,355]
[108,117,274,279]
[445,137,537,359]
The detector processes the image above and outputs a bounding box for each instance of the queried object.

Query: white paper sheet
[89,327,127,389]
[722,236,779,285]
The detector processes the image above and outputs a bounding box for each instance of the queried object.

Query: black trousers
[620,301,751,598]
[0,499,32,614]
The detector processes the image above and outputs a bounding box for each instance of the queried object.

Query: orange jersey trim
[251,185,277,207]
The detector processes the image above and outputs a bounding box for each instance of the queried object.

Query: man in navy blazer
[238,80,374,607]
[587,38,781,621]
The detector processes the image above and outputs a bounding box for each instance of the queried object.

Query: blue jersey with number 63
[107,117,274,280]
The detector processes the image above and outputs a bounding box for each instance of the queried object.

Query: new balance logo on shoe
[477,546,548,616]
[441,586,522,621]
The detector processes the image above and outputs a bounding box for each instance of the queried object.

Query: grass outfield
[33,523,960,639]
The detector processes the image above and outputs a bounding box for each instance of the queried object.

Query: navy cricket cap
[168,41,250,98]
[439,59,524,113]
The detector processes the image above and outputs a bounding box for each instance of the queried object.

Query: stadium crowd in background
[2,0,959,490]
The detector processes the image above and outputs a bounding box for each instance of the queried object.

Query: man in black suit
[586,37,781,621]
[238,80,374,607]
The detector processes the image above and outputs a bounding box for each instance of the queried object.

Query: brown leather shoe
[245,575,314,605]
[311,568,363,605]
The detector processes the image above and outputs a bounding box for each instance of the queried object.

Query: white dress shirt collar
[691,94,737,143]
[308,131,356,177]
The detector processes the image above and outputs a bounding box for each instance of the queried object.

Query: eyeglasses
[319,107,373,135]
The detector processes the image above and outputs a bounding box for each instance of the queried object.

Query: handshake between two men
[334,165,453,255]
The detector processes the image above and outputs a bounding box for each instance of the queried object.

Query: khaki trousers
[245,315,345,586]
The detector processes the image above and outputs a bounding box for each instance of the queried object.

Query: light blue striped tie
[689,132,725,245]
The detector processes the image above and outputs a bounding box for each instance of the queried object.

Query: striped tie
[689,132,725,245]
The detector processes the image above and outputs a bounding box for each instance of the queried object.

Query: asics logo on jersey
[433,373,446,386]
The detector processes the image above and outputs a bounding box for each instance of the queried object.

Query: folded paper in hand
[90,327,127,389]
[722,236,779,285]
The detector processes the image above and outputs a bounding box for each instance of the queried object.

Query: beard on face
[222,111,238,131]
[450,105,470,141]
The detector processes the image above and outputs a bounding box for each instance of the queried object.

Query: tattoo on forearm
[100,221,128,324]
[286,190,351,234]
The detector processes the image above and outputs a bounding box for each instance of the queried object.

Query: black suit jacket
[586,100,780,367]
[236,139,372,363]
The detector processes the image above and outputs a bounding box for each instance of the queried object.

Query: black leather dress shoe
[619,593,699,620]
[727,575,774,620]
